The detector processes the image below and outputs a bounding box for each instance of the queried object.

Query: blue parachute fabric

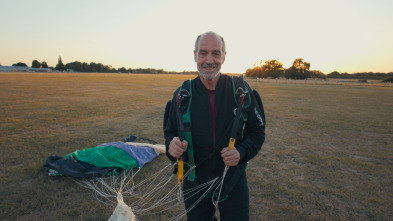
[97,141,159,168]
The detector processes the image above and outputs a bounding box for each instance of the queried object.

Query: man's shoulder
[220,73,232,81]
[180,75,200,87]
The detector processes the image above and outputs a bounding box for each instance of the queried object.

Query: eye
[213,51,221,57]
[198,51,207,57]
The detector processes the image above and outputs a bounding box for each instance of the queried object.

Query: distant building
[0,66,52,72]
[29,68,52,72]
[0,66,29,72]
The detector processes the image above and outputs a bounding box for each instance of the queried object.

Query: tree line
[55,56,172,74]
[326,71,393,80]
[6,56,392,80]
[245,58,393,80]
[8,56,173,74]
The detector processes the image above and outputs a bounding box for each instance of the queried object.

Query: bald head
[194,31,226,54]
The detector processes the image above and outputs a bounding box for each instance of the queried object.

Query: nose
[205,53,214,64]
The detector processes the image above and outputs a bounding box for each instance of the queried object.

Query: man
[164,31,265,221]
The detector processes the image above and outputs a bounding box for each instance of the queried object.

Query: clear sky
[1,0,392,74]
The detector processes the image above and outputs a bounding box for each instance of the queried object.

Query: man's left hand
[221,147,240,166]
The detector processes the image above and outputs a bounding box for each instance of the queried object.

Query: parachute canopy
[43,141,165,178]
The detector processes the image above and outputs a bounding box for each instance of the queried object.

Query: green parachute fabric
[64,146,138,171]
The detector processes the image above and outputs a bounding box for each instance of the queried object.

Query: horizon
[2,58,392,75]
[1,0,392,74]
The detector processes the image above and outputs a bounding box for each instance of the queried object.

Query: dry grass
[0,72,392,220]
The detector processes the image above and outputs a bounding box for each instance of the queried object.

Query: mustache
[201,63,218,68]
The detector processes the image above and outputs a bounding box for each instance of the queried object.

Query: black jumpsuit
[164,74,265,221]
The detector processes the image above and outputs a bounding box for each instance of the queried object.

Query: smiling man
[164,31,266,221]
[194,32,226,83]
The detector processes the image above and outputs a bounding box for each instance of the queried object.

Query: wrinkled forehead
[196,34,224,52]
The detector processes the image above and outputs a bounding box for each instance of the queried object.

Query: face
[194,34,226,80]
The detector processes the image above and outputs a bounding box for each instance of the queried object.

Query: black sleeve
[236,82,266,164]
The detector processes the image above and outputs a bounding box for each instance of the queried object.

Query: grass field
[1,72,392,220]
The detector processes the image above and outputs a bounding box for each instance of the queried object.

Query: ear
[222,52,226,64]
[194,50,197,62]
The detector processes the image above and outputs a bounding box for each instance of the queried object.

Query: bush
[382,77,393,83]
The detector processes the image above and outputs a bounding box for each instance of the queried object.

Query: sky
[1,0,392,74]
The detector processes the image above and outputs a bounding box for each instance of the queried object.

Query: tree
[327,71,340,78]
[261,60,285,78]
[32,60,42,68]
[96,63,104,72]
[65,61,83,72]
[382,77,393,83]
[118,67,127,73]
[12,62,28,67]
[41,61,49,68]
[245,59,284,78]
[55,56,65,71]
[89,62,106,72]
[285,58,311,79]
[82,62,89,72]
[291,58,310,72]
[245,67,261,78]
[102,65,110,73]
[309,70,326,79]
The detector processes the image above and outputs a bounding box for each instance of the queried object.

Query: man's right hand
[168,137,188,158]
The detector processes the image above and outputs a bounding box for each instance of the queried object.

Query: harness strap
[179,76,251,184]
[213,76,251,201]
[231,75,251,121]
[180,80,196,181]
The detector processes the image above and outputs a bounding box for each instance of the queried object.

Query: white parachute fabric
[108,193,135,221]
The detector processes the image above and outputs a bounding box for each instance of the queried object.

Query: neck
[200,73,220,90]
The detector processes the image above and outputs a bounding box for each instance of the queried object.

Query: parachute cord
[132,163,172,190]
[133,164,194,214]
[133,176,180,214]
[212,167,228,207]
[183,164,196,179]
[134,166,213,218]
[130,164,174,209]
[171,177,220,221]
[76,161,229,221]
[134,181,180,215]
[136,172,176,209]
[74,176,118,206]
[122,168,140,194]
[177,183,182,202]
[132,175,176,213]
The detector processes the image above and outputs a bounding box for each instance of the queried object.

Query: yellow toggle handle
[226,138,236,168]
[177,157,184,183]
[228,138,236,150]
